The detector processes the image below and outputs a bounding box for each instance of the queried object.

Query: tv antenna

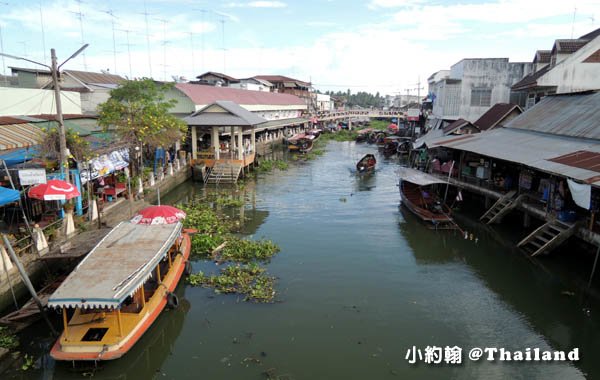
[188,32,196,76]
[141,0,154,77]
[103,9,118,74]
[72,0,87,70]
[155,17,169,81]
[117,28,135,79]
[39,1,47,64]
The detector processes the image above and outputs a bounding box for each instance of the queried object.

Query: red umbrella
[28,179,80,201]
[388,123,398,131]
[130,205,186,225]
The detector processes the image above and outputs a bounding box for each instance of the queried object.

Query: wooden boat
[398,167,456,229]
[356,128,373,142]
[47,221,192,361]
[382,136,402,156]
[288,133,315,153]
[306,128,322,140]
[356,154,376,173]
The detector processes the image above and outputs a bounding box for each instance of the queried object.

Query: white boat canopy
[398,167,448,186]
[48,222,182,309]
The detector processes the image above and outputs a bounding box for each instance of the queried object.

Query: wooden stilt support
[156,266,162,283]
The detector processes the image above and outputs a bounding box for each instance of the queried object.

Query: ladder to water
[480,190,520,224]
[206,162,243,184]
[517,219,577,257]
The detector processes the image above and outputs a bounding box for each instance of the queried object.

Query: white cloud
[225,1,287,8]
[368,0,425,9]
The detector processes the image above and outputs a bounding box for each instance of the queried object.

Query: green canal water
[6,141,600,379]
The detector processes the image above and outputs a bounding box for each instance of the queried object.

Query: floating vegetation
[187,263,276,303]
[321,129,359,142]
[215,196,245,208]
[219,237,280,263]
[0,326,18,350]
[255,159,289,173]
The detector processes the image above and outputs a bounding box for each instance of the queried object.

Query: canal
[7,141,600,379]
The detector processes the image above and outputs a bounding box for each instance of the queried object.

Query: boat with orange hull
[398,167,457,229]
[48,221,192,361]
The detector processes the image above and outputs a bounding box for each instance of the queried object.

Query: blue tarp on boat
[0,186,20,206]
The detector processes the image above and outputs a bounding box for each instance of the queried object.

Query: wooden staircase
[517,220,577,257]
[206,161,243,184]
[480,191,520,224]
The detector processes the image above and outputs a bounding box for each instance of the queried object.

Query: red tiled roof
[474,103,522,130]
[175,83,306,107]
[253,75,310,86]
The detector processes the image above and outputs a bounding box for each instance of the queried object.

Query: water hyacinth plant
[187,263,276,303]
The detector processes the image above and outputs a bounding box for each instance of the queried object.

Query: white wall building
[316,93,333,111]
[0,87,81,116]
[428,59,533,122]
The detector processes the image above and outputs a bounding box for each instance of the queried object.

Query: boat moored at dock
[47,220,192,361]
[398,167,456,229]
[287,133,315,153]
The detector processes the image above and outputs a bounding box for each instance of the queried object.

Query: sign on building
[18,169,47,185]
[407,108,420,122]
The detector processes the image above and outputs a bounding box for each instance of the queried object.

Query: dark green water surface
[7,141,600,379]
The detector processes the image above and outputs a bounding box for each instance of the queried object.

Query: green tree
[97,79,187,175]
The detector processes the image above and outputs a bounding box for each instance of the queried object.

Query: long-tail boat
[398,167,457,229]
[287,133,315,153]
[47,221,192,361]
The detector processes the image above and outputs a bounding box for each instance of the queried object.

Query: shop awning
[0,186,20,206]
[48,222,182,309]
[398,167,448,186]
[0,123,44,150]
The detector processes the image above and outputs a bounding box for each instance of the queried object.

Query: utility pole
[0,45,88,183]
[50,48,69,183]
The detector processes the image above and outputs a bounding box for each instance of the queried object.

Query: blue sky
[1,0,599,95]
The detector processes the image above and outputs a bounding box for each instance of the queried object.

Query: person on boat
[367,157,375,167]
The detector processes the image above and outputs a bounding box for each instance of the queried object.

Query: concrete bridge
[314,109,405,122]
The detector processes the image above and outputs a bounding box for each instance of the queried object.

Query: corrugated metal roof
[430,128,600,185]
[0,123,44,150]
[398,167,448,186]
[253,75,310,86]
[184,100,267,126]
[548,151,600,172]
[64,69,125,85]
[473,103,521,130]
[505,91,600,139]
[511,64,552,90]
[48,222,182,309]
[176,83,306,107]
[256,117,308,131]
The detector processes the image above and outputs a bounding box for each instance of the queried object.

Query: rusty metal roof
[548,151,600,172]
[48,222,182,309]
[505,91,600,140]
